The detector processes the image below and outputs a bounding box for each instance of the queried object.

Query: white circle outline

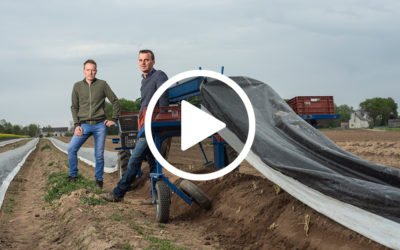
[145,70,255,181]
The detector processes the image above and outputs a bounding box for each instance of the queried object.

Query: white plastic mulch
[0,138,39,209]
[48,138,118,173]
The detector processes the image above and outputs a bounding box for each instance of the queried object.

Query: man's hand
[74,126,83,136]
[104,120,116,127]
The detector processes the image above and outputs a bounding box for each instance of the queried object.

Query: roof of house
[353,111,368,121]
[42,127,68,132]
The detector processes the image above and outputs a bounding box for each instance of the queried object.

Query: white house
[41,127,69,137]
[349,112,369,129]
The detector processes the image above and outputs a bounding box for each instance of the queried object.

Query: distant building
[349,112,369,129]
[388,119,400,128]
[41,127,68,137]
[340,122,349,129]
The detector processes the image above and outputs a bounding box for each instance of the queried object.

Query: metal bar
[168,77,202,103]
[114,146,135,150]
[154,131,163,174]
[212,135,226,168]
[151,121,181,127]
[169,91,201,103]
[300,114,340,119]
[198,142,209,163]
[162,175,193,205]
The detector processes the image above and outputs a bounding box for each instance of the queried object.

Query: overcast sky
[0,0,399,127]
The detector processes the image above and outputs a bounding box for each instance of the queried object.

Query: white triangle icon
[181,100,226,151]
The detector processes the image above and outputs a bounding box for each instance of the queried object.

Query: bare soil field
[1,129,397,249]
[322,129,400,170]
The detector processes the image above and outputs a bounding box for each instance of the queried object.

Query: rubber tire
[118,150,131,179]
[180,180,211,210]
[161,137,172,160]
[155,180,171,223]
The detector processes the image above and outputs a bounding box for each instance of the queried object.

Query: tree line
[104,98,141,135]
[3,96,395,137]
[0,119,41,137]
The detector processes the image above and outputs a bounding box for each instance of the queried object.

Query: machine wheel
[180,180,211,210]
[161,137,172,160]
[118,150,131,179]
[154,180,171,223]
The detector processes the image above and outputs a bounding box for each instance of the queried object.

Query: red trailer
[286,96,339,127]
[287,96,335,115]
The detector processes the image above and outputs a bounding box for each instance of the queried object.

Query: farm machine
[113,73,234,223]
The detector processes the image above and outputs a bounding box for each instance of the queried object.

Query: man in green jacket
[67,59,120,188]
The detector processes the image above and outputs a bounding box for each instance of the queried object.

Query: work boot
[95,179,103,189]
[68,176,77,182]
[101,192,123,202]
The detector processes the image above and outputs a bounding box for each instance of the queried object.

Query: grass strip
[80,195,107,205]
[45,172,101,204]
[145,236,187,250]
[41,144,51,151]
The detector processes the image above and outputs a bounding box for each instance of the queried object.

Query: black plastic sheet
[201,76,400,223]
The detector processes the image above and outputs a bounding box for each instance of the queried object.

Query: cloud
[1,0,400,126]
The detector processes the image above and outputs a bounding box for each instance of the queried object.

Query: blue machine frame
[114,67,227,211]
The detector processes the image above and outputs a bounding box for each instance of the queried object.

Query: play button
[145,70,255,181]
[181,100,226,151]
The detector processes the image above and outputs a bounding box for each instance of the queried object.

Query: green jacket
[71,78,120,126]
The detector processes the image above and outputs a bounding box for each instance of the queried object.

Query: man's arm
[104,82,120,126]
[71,85,80,126]
[157,72,169,107]
[71,84,83,136]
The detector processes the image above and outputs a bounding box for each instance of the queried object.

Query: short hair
[139,49,155,60]
[83,59,97,68]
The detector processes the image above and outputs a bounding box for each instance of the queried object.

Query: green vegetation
[41,144,51,151]
[105,98,141,135]
[80,195,107,205]
[0,119,40,138]
[129,218,184,249]
[48,161,54,166]
[145,236,187,250]
[5,198,16,214]
[111,215,122,221]
[360,97,398,127]
[188,95,201,107]
[122,243,132,250]
[382,127,400,131]
[45,173,101,204]
[335,104,355,123]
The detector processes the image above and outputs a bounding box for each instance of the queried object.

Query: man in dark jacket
[68,59,120,188]
[102,49,168,201]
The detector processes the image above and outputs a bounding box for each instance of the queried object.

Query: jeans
[112,137,156,198]
[67,122,107,181]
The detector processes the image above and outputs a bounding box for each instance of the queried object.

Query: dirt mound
[168,172,386,249]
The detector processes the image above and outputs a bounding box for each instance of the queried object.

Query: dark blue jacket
[140,69,169,114]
